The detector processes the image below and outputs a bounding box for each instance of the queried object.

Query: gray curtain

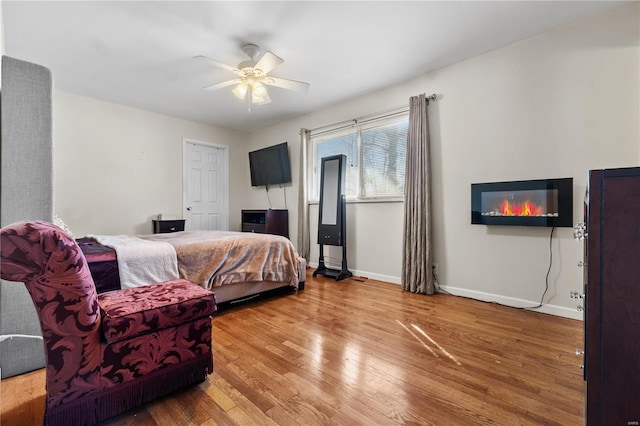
[402,94,434,294]
[296,129,311,261]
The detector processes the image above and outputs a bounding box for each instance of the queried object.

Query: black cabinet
[241,209,288,238]
[152,219,185,234]
[582,167,640,425]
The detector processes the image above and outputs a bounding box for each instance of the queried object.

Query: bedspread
[140,231,300,290]
[89,234,179,289]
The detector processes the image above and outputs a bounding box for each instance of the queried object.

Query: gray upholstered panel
[0,55,52,378]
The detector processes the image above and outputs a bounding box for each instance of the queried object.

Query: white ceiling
[3,1,629,132]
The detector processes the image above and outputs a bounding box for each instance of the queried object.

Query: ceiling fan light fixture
[250,87,266,104]
[232,82,248,100]
[253,82,267,98]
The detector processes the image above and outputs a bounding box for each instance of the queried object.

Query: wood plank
[0,270,584,425]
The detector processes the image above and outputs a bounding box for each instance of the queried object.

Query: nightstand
[152,219,185,234]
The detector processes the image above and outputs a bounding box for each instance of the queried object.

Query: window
[310,113,408,201]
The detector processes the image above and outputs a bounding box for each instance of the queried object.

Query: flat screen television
[248,142,292,187]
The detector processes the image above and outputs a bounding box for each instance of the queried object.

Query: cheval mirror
[313,154,352,281]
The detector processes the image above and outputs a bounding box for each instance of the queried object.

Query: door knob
[186,207,192,211]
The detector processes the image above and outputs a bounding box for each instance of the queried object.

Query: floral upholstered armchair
[0,221,216,425]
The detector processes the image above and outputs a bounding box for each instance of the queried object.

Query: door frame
[182,138,230,231]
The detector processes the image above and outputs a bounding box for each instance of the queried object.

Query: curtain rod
[305,93,437,136]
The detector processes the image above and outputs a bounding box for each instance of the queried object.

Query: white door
[183,140,229,231]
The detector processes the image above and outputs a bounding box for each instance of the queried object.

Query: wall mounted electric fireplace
[471,177,573,227]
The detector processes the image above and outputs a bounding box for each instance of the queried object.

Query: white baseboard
[437,285,584,320]
[307,263,582,320]
[307,262,401,285]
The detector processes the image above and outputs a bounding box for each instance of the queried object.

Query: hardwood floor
[1,270,584,425]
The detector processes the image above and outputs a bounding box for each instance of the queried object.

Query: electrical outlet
[432,263,439,277]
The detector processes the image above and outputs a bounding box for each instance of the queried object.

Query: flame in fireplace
[500,200,544,216]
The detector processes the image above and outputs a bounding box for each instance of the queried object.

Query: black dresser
[241,209,289,238]
[578,167,640,425]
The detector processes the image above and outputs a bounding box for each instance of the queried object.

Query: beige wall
[243,3,639,318]
[53,91,246,236]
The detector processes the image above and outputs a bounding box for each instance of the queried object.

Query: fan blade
[203,79,243,91]
[264,77,310,92]
[193,55,241,75]
[254,51,284,74]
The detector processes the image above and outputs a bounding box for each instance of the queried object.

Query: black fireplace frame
[471,177,573,227]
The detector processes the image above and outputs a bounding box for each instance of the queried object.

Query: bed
[78,230,305,303]
[76,237,121,293]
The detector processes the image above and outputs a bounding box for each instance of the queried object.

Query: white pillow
[54,214,74,238]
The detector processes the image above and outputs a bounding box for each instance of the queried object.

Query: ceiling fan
[194,43,310,109]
